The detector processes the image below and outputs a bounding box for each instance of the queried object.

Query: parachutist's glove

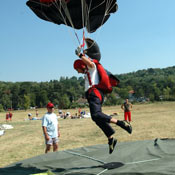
[75,47,81,56]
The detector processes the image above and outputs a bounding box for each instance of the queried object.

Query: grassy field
[0,101,175,168]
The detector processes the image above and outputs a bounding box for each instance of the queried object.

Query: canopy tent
[1,138,175,175]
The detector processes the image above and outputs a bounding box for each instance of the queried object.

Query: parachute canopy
[26,0,118,33]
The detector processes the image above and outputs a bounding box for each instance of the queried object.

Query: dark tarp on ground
[1,138,175,175]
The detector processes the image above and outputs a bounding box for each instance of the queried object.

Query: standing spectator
[78,108,81,117]
[6,113,9,122]
[42,102,60,153]
[36,109,39,117]
[121,99,133,123]
[9,112,13,121]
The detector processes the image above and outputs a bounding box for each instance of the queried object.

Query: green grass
[0,101,175,167]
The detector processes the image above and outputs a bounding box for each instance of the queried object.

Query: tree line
[0,66,175,111]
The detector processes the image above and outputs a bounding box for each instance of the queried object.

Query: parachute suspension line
[34,1,57,26]
[99,0,113,23]
[90,0,105,12]
[79,0,86,50]
[57,0,85,48]
[85,0,107,50]
[81,0,85,30]
[30,0,61,27]
[80,0,94,50]
[59,1,75,29]
[75,32,81,46]
[85,0,92,36]
[96,0,117,36]
[99,0,112,26]
[93,0,115,39]
[105,0,116,16]
[86,0,117,50]
[82,0,98,50]
[29,1,78,46]
[53,0,80,47]
[74,0,85,49]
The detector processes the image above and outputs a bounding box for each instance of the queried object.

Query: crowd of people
[57,109,89,119]
[2,98,132,155]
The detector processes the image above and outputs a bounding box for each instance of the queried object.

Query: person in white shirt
[42,102,60,153]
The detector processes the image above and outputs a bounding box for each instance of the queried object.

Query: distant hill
[115,66,175,101]
[117,66,175,81]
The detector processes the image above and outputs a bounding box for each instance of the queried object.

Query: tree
[37,90,48,107]
[11,83,20,109]
[30,93,36,107]
[104,93,118,106]
[163,87,171,100]
[1,94,12,110]
[58,94,70,109]
[0,104,4,112]
[23,95,31,110]
[118,88,129,99]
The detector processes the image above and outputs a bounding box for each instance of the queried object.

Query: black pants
[85,89,115,138]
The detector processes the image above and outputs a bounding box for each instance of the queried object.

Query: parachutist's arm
[75,47,94,68]
[80,54,94,68]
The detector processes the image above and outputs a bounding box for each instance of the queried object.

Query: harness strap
[85,63,102,102]
[86,71,92,86]
[88,87,102,102]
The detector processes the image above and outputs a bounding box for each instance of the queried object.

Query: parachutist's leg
[93,118,117,154]
[87,89,119,154]
[108,137,117,154]
[109,118,132,134]
[94,118,115,137]
[116,120,132,134]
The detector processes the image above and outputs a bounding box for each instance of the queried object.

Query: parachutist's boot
[108,138,117,154]
[116,120,132,134]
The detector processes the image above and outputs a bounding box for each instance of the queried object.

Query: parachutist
[73,38,132,154]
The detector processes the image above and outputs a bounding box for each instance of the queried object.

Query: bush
[0,104,4,112]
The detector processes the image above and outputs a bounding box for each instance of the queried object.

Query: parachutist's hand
[75,47,81,56]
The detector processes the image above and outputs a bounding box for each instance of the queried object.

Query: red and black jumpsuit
[85,65,115,138]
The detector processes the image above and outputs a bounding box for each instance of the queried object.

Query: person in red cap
[42,102,60,153]
[73,40,132,154]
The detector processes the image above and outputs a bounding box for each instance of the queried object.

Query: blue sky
[0,0,175,82]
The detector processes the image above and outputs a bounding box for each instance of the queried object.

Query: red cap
[73,59,86,70]
[47,102,54,108]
